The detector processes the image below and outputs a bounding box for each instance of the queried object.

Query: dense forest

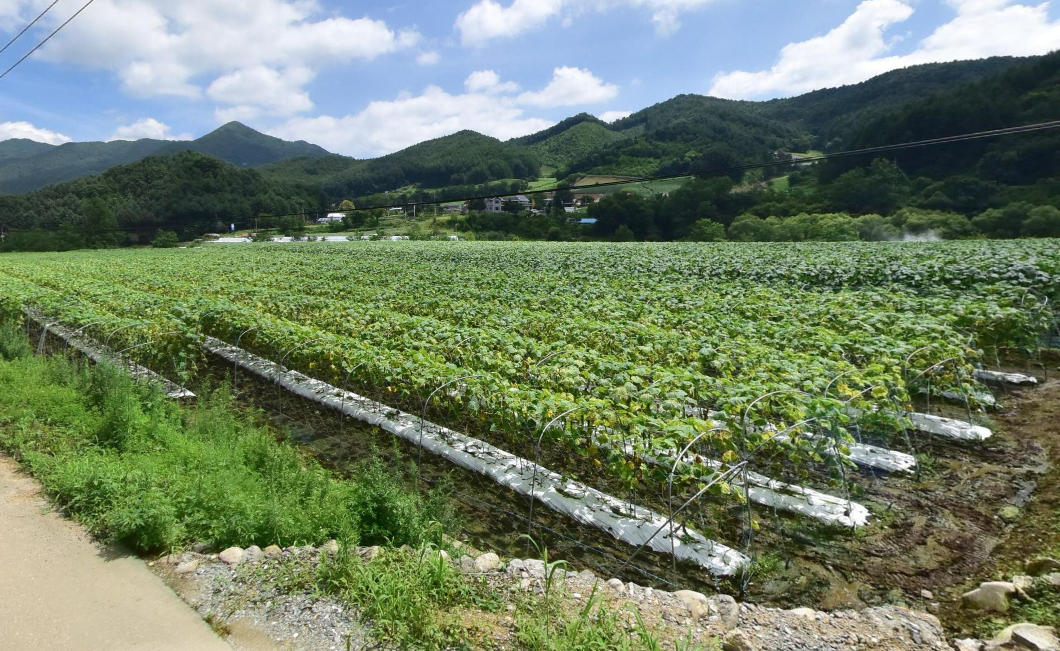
[0,152,315,251]
[0,51,1057,250]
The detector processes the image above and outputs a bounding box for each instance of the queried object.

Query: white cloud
[709,0,1060,99]
[517,66,618,107]
[6,0,417,118]
[455,0,722,45]
[598,110,632,123]
[271,86,553,157]
[109,118,193,141]
[207,66,315,117]
[416,50,441,65]
[270,66,619,156]
[0,120,71,145]
[464,69,521,94]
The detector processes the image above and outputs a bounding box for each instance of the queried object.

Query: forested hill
[0,151,316,246]
[0,122,330,195]
[258,54,1039,200]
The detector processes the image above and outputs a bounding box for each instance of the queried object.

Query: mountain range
[0,52,1055,209]
[0,122,329,195]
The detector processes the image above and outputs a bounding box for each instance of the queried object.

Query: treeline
[583,158,1060,241]
[0,151,318,251]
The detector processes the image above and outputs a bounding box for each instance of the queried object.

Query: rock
[991,623,1060,651]
[723,628,759,651]
[921,589,934,600]
[789,607,817,619]
[953,639,983,651]
[1045,573,1060,588]
[263,545,282,558]
[606,578,623,590]
[175,560,199,575]
[243,545,262,564]
[578,569,596,582]
[459,555,476,574]
[359,546,381,561]
[1011,624,1060,651]
[1027,558,1060,577]
[999,506,1021,522]
[218,547,244,566]
[506,559,526,577]
[674,590,711,619]
[192,542,209,554]
[321,540,340,555]
[1012,575,1036,593]
[523,559,546,578]
[962,582,1017,613]
[474,552,500,573]
[713,594,740,630]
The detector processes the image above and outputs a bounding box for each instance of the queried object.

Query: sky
[0,0,1058,158]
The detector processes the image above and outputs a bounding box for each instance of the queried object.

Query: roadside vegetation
[0,320,718,651]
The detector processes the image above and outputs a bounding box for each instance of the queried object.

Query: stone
[607,578,624,590]
[523,559,546,578]
[459,555,476,574]
[359,546,381,561]
[263,545,282,558]
[474,552,500,573]
[578,569,596,581]
[1045,573,1060,588]
[321,540,340,555]
[999,506,1021,522]
[192,542,209,554]
[1027,558,1060,577]
[218,547,244,566]
[991,623,1060,651]
[674,590,711,619]
[962,582,1017,613]
[506,559,526,577]
[243,545,263,564]
[1012,575,1036,593]
[1012,624,1060,651]
[789,607,817,619]
[723,628,759,651]
[175,560,199,575]
[713,594,740,630]
[921,589,934,600]
[953,639,983,651]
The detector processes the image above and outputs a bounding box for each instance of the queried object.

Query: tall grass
[0,349,451,553]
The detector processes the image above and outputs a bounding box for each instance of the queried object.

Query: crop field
[1,241,1058,585]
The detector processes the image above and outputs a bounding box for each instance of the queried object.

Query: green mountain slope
[523,118,633,170]
[0,151,316,236]
[761,56,1029,149]
[168,122,331,167]
[262,130,539,199]
[0,122,332,195]
[0,139,56,164]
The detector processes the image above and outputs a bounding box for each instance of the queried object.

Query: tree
[150,231,180,248]
[727,214,775,241]
[1022,206,1060,238]
[826,158,911,215]
[589,193,657,240]
[80,198,123,248]
[687,219,726,242]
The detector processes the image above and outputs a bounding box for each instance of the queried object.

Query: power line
[2,119,1059,235]
[0,0,96,83]
[0,0,63,58]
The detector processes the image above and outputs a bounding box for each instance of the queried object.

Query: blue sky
[0,0,1058,157]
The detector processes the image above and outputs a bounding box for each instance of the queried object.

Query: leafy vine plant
[0,240,1055,534]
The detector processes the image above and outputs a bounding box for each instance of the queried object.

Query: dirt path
[0,455,232,651]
